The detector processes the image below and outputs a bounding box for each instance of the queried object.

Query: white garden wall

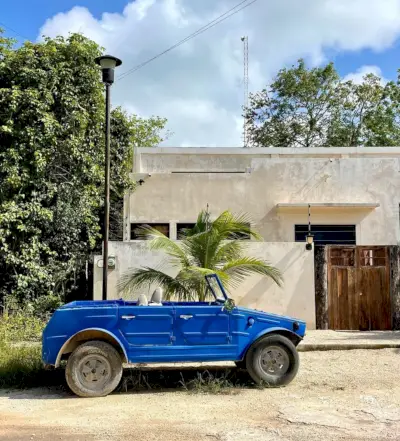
[93,241,316,329]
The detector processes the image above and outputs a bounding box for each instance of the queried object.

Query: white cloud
[343,65,387,84]
[39,0,400,147]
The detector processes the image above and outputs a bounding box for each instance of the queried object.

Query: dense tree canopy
[245,59,400,147]
[0,32,167,303]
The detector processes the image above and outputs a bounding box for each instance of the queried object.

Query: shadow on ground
[4,367,257,400]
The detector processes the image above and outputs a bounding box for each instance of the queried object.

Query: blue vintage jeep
[42,274,306,397]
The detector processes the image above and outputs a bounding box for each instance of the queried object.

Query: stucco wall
[93,241,316,329]
[126,148,400,245]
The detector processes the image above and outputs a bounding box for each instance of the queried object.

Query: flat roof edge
[276,203,380,209]
[134,147,400,157]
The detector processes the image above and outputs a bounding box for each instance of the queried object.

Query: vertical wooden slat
[368,254,391,330]
[347,268,357,330]
[339,268,350,329]
[390,246,400,330]
[362,247,391,330]
[337,268,342,329]
[327,248,333,329]
[358,268,370,331]
[378,267,390,329]
[329,267,338,329]
[384,247,392,330]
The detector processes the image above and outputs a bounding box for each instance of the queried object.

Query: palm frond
[182,210,209,236]
[212,210,262,241]
[213,240,244,265]
[135,225,192,267]
[185,228,225,268]
[118,266,190,299]
[221,257,283,288]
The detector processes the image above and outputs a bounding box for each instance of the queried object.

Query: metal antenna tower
[241,36,249,147]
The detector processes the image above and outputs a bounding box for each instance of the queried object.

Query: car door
[118,304,174,360]
[173,304,236,360]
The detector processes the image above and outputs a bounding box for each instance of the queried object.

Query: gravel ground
[0,349,399,441]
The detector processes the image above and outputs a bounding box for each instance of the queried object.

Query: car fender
[55,327,128,367]
[239,327,302,360]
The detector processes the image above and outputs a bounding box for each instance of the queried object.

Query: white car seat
[149,287,163,306]
[137,293,148,306]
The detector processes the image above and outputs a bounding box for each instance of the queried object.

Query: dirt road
[0,349,399,441]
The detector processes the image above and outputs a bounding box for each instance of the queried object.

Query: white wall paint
[94,241,316,329]
[127,147,400,245]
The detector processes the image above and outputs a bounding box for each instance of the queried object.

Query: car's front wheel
[245,334,299,387]
[65,340,123,398]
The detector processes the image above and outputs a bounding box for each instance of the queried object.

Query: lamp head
[306,233,314,250]
[95,55,122,84]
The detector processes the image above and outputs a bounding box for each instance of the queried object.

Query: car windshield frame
[205,274,228,302]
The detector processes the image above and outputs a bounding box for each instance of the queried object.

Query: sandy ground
[0,349,399,441]
[298,330,400,348]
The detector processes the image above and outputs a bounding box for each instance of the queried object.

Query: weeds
[180,370,241,394]
[0,310,49,389]
[0,312,46,343]
[118,367,256,395]
[0,345,43,389]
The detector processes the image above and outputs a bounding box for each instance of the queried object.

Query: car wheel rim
[259,345,290,377]
[77,355,112,390]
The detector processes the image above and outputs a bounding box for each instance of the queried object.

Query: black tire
[65,341,123,398]
[245,334,299,387]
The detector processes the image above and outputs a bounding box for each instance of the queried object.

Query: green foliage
[0,309,46,343]
[118,209,282,301]
[0,344,45,389]
[245,59,400,147]
[0,305,55,389]
[0,31,167,303]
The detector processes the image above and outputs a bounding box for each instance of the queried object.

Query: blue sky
[2,0,400,146]
[1,1,125,38]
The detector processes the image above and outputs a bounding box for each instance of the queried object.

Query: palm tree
[118,210,282,301]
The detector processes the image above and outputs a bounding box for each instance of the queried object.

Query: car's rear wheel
[245,334,299,387]
[65,341,123,398]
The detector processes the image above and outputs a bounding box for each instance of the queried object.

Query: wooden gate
[327,246,391,330]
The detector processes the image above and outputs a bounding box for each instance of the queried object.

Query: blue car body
[42,274,306,367]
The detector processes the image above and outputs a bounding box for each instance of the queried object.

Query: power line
[118,0,257,81]
[0,21,30,41]
[117,0,259,82]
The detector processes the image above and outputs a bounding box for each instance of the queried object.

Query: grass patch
[0,344,44,389]
[119,368,256,395]
[0,312,56,389]
[0,341,66,390]
[0,312,46,343]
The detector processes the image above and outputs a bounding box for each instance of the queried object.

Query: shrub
[0,311,46,343]
[0,307,50,389]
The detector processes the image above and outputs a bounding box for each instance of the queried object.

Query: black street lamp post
[95,55,122,301]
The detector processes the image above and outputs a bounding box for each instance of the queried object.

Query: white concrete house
[94,147,400,330]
